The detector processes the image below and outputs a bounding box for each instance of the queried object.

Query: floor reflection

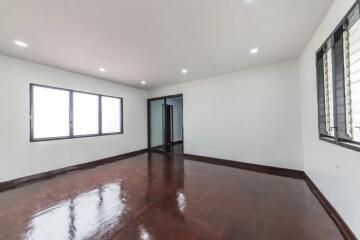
[138,225,151,240]
[21,154,186,240]
[152,143,184,155]
[128,153,186,240]
[146,152,185,216]
[24,182,125,240]
[0,152,341,240]
[176,192,186,214]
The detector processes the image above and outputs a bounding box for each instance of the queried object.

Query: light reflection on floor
[176,192,186,214]
[0,152,344,240]
[24,183,124,240]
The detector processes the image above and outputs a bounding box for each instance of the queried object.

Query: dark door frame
[147,94,183,153]
[164,104,173,151]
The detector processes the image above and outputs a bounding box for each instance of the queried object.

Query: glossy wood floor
[153,143,184,155]
[0,152,343,240]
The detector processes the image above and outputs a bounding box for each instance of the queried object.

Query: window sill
[319,136,360,152]
[30,132,123,142]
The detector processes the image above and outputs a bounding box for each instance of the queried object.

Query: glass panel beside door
[150,99,165,148]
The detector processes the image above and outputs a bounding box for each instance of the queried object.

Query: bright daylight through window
[30,84,123,141]
[316,3,360,149]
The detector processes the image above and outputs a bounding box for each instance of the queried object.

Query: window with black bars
[316,1,360,150]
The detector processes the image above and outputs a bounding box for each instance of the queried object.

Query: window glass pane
[150,99,165,147]
[33,86,70,139]
[323,48,335,137]
[73,92,99,136]
[101,96,121,134]
[345,16,360,142]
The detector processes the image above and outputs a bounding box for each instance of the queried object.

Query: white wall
[0,55,147,182]
[149,60,304,170]
[299,0,360,237]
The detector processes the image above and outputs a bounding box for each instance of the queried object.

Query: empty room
[0,0,359,239]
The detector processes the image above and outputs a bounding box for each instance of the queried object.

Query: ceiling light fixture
[141,81,147,85]
[250,48,259,54]
[181,69,188,74]
[14,40,28,48]
[99,67,106,72]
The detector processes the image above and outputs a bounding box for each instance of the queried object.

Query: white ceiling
[0,0,334,89]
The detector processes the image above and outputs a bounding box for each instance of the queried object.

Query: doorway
[148,94,183,155]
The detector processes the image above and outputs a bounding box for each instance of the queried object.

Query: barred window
[343,11,360,143]
[323,47,335,137]
[316,42,335,138]
[316,2,360,151]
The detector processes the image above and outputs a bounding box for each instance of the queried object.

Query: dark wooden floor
[153,143,184,155]
[0,152,343,240]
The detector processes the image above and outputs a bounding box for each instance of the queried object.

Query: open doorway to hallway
[148,94,183,155]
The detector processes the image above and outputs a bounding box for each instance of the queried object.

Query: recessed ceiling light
[250,48,259,54]
[245,0,254,3]
[181,69,188,74]
[14,40,28,48]
[99,67,106,72]
[141,81,147,85]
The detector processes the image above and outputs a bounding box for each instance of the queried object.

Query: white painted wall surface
[149,60,303,170]
[299,0,360,237]
[0,55,147,182]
